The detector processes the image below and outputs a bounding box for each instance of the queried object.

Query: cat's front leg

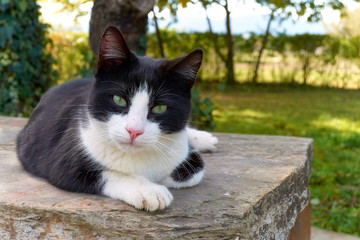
[187,127,218,152]
[102,171,173,211]
[161,151,205,189]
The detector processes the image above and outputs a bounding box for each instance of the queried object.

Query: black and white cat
[16,26,218,211]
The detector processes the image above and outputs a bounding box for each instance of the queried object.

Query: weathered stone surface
[0,117,313,240]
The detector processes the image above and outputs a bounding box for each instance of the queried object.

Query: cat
[16,26,218,211]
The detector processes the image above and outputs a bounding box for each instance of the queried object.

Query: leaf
[19,0,27,12]
[0,0,55,116]
[218,83,226,92]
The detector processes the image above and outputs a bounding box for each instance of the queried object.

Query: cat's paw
[187,128,219,152]
[124,184,173,211]
[102,173,173,211]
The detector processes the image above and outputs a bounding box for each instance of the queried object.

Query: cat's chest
[80,123,189,182]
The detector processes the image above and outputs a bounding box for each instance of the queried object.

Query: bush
[47,32,95,84]
[0,0,56,116]
[190,89,216,131]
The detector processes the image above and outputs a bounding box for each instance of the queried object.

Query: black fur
[16,26,204,195]
[171,151,204,182]
[16,78,104,193]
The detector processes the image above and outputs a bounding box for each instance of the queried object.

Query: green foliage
[147,29,360,87]
[0,0,56,116]
[190,89,216,131]
[146,30,228,81]
[47,32,95,84]
[255,0,344,22]
[199,83,360,235]
[156,0,181,16]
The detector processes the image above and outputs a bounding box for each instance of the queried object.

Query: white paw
[123,184,173,211]
[187,128,218,152]
[102,173,174,211]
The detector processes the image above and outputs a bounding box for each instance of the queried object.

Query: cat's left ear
[167,48,203,87]
[98,26,132,67]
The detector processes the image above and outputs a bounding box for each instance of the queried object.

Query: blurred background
[0,0,359,237]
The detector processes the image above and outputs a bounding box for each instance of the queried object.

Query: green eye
[152,105,167,114]
[113,95,127,107]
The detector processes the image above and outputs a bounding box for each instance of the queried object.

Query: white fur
[187,127,218,152]
[102,171,173,211]
[126,90,148,132]
[80,88,192,211]
[160,169,204,189]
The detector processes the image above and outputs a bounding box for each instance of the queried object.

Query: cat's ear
[167,48,203,87]
[98,26,131,67]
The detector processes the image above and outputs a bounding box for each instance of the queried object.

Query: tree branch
[200,0,226,63]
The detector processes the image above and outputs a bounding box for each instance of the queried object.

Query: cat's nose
[126,127,144,143]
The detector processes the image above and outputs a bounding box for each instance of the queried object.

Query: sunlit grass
[312,114,360,133]
[198,83,360,236]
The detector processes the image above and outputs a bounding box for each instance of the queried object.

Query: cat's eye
[113,95,127,107]
[152,105,167,114]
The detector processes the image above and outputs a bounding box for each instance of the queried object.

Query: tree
[289,34,327,85]
[89,0,155,56]
[252,9,274,84]
[252,0,345,84]
[46,0,155,55]
[151,0,181,58]
[0,0,56,116]
[199,0,237,85]
[151,0,190,58]
[152,8,165,57]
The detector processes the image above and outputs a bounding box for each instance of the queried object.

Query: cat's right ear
[98,26,131,68]
[166,48,203,87]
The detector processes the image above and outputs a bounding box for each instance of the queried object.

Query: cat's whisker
[155,141,195,175]
[57,133,112,171]
[156,140,196,174]
[52,139,82,169]
[153,142,195,178]
[157,135,179,144]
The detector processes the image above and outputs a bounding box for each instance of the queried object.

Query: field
[198,83,360,236]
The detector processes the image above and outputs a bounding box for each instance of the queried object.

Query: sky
[39,0,360,35]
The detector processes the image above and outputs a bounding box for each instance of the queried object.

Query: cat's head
[88,26,202,152]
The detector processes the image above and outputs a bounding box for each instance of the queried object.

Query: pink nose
[126,127,144,143]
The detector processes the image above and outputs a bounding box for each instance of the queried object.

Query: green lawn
[198,83,360,236]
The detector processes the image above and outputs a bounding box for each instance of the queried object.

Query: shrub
[47,32,95,84]
[0,0,56,116]
[190,89,216,131]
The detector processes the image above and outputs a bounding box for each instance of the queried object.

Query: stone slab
[0,117,313,239]
[311,227,360,240]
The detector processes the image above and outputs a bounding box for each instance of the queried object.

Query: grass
[197,83,360,236]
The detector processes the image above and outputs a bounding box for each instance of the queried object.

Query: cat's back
[23,77,94,124]
[41,77,94,104]
[16,78,94,176]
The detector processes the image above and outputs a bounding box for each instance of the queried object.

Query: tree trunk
[152,9,165,58]
[224,0,236,85]
[253,11,274,84]
[302,55,311,85]
[89,0,155,56]
[201,0,235,85]
[202,3,226,63]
